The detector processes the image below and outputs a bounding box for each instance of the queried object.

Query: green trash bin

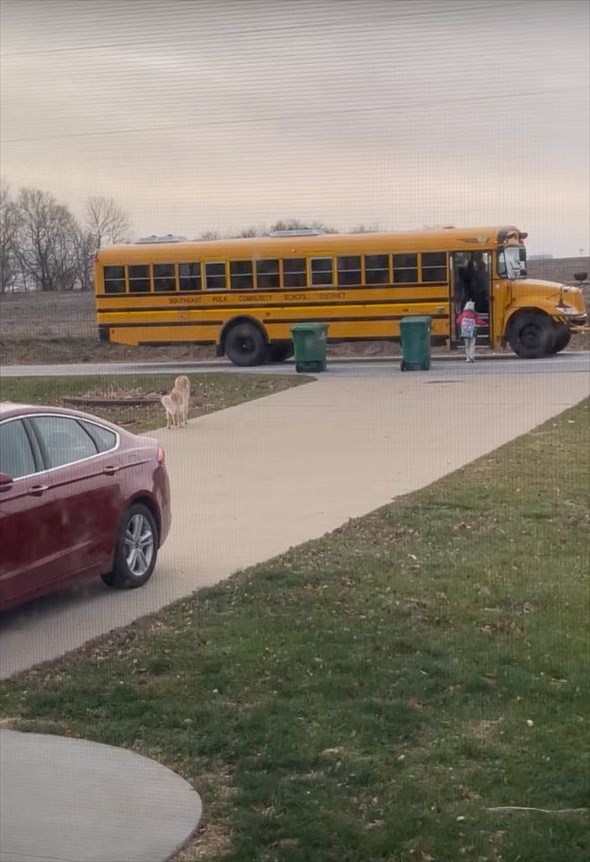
[400,316,432,371]
[291,323,328,373]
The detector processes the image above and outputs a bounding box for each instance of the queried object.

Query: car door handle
[102,465,119,475]
[29,484,49,497]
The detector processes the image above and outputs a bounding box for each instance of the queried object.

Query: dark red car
[0,403,171,611]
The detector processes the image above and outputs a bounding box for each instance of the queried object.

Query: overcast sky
[1,0,588,255]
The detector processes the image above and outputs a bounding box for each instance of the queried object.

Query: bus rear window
[104,266,125,294]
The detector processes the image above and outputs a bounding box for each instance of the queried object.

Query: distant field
[1,287,588,365]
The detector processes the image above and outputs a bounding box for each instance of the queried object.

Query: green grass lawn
[0,373,310,434]
[1,401,589,862]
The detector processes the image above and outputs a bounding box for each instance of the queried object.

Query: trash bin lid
[400,315,432,324]
[290,322,327,333]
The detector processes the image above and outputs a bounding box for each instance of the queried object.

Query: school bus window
[103,265,125,294]
[365,254,389,285]
[311,257,334,287]
[205,262,226,291]
[128,264,151,293]
[153,263,177,293]
[256,259,279,289]
[283,258,307,288]
[421,252,447,283]
[337,256,361,286]
[393,253,418,284]
[230,260,254,290]
[179,262,201,291]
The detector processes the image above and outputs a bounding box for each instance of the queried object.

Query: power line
[2,85,587,145]
[1,1,516,58]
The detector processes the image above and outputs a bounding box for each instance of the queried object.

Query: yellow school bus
[94,226,587,365]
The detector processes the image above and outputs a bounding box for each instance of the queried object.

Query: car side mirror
[0,473,14,492]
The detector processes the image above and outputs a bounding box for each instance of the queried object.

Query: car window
[0,420,37,479]
[80,421,117,453]
[32,416,98,469]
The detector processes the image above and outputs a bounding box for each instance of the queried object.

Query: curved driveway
[1,364,588,678]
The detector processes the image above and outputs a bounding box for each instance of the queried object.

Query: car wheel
[508,312,554,358]
[225,323,267,366]
[102,503,158,590]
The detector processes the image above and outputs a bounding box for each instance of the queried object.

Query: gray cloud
[1,0,588,254]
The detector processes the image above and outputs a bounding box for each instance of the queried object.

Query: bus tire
[550,324,572,354]
[225,322,268,367]
[508,312,555,359]
[268,342,294,363]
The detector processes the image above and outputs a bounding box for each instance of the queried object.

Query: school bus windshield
[497,245,526,279]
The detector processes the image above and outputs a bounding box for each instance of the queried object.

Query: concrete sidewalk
[0,729,202,862]
[1,370,588,679]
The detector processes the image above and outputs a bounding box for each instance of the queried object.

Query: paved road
[1,352,589,379]
[1,369,588,679]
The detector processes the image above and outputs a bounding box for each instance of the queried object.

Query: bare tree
[236,225,267,238]
[350,223,380,233]
[16,187,79,291]
[85,196,131,249]
[198,230,221,241]
[0,178,22,294]
[72,226,96,292]
[269,218,338,234]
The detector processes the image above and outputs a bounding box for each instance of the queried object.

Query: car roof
[0,401,124,432]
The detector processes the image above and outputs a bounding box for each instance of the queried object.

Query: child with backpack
[456,300,486,363]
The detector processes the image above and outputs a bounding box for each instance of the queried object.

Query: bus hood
[520,280,586,313]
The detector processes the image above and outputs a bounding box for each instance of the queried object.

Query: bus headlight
[555,305,578,315]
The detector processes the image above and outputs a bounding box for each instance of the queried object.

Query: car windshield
[497,245,525,279]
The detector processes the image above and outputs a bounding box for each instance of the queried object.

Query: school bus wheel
[550,323,572,354]
[224,320,268,367]
[507,311,555,359]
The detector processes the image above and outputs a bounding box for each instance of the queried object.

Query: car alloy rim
[124,513,155,577]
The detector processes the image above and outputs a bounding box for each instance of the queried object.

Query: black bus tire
[225,322,268,366]
[508,312,555,359]
[551,324,572,354]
